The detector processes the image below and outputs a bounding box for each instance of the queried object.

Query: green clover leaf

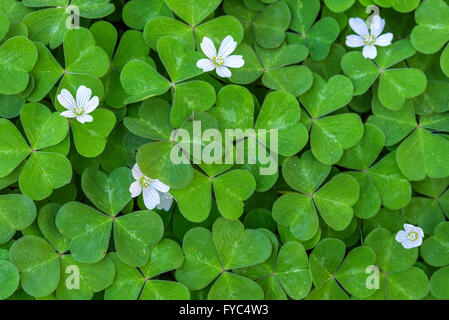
[342,40,427,110]
[421,221,449,267]
[121,36,217,126]
[0,103,72,200]
[236,236,312,300]
[164,0,221,26]
[105,240,188,300]
[310,112,364,165]
[402,197,446,238]
[411,0,449,54]
[9,207,117,300]
[210,84,254,130]
[56,200,164,266]
[81,167,134,216]
[91,24,151,109]
[307,238,376,299]
[56,253,115,300]
[0,9,9,42]
[255,90,308,156]
[0,119,32,178]
[175,218,272,299]
[299,73,354,119]
[126,98,193,189]
[0,36,37,95]
[172,168,256,222]
[31,27,110,105]
[143,12,243,52]
[120,59,171,104]
[158,36,204,83]
[323,0,354,13]
[23,0,115,49]
[0,258,20,300]
[377,0,421,13]
[9,235,60,298]
[430,265,449,300]
[123,0,172,30]
[396,121,449,180]
[262,65,313,97]
[274,150,360,235]
[252,2,291,49]
[10,229,115,299]
[0,194,36,244]
[367,97,418,146]
[338,124,412,217]
[28,28,116,158]
[364,228,430,300]
[71,109,117,158]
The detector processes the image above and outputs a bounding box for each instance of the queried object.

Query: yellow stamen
[139,175,152,189]
[73,106,85,116]
[212,56,225,67]
[407,231,419,241]
[363,34,376,46]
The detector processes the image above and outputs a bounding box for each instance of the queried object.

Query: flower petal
[216,66,232,78]
[57,89,76,110]
[414,237,423,247]
[218,35,237,58]
[197,58,216,72]
[132,163,143,180]
[157,192,173,211]
[80,114,93,123]
[416,227,424,239]
[60,110,76,118]
[130,181,142,198]
[346,35,365,48]
[76,85,92,108]
[395,230,407,243]
[349,17,369,37]
[76,116,86,124]
[151,180,170,193]
[224,55,244,68]
[402,239,416,249]
[375,33,393,47]
[370,15,385,38]
[143,187,160,210]
[85,96,99,113]
[404,224,415,233]
[362,45,377,59]
[409,225,425,239]
[200,37,217,60]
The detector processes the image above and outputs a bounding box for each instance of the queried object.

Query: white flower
[346,15,393,59]
[395,224,424,249]
[157,191,174,212]
[129,163,170,210]
[58,85,99,124]
[197,36,244,78]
